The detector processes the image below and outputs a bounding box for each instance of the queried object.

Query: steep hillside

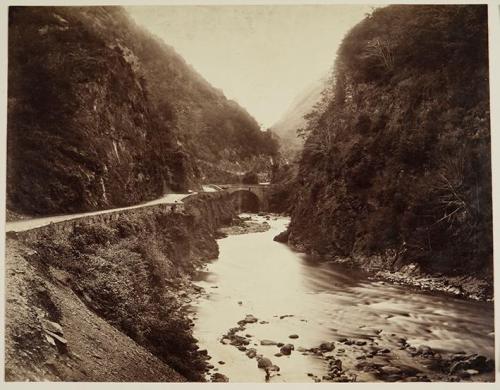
[271,75,327,157]
[7,6,277,216]
[288,6,492,287]
[6,192,237,381]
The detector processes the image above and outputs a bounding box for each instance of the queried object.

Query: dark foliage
[7,6,277,215]
[26,194,237,381]
[289,5,492,278]
[268,161,298,214]
[241,171,259,185]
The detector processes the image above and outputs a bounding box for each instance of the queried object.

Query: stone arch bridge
[219,184,270,212]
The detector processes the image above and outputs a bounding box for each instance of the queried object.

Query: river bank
[285,232,493,302]
[5,192,237,381]
[5,205,495,382]
[190,214,495,383]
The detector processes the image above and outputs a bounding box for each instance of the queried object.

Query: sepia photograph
[2,0,497,384]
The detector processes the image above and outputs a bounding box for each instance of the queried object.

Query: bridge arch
[229,190,261,212]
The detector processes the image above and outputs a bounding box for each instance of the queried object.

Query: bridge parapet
[221,184,270,211]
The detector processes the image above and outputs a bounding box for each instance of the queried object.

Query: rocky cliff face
[288,6,492,287]
[5,192,237,381]
[7,6,277,216]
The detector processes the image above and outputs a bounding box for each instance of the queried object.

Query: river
[191,214,495,382]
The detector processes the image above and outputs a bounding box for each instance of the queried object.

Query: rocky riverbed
[193,311,495,383]
[217,213,272,236]
[190,214,495,383]
[5,192,238,382]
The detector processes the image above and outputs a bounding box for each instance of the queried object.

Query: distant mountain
[270,74,327,153]
[8,6,277,215]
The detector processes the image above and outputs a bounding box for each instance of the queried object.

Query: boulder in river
[280,344,294,355]
[289,334,299,339]
[238,314,258,325]
[228,335,248,347]
[273,230,290,243]
[380,366,401,376]
[417,345,434,357]
[261,339,278,346]
[211,373,229,382]
[246,348,257,359]
[329,359,343,371]
[257,356,273,369]
[319,342,335,352]
[449,354,494,374]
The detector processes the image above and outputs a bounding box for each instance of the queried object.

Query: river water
[191,214,495,382]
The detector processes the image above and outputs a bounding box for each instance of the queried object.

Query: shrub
[241,171,259,185]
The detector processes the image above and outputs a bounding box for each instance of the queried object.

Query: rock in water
[260,339,278,346]
[273,230,290,243]
[380,366,401,376]
[417,345,434,357]
[246,348,257,359]
[330,359,343,371]
[289,334,299,339]
[320,342,335,352]
[239,314,258,324]
[211,373,229,382]
[449,354,494,374]
[280,344,294,355]
[257,357,273,369]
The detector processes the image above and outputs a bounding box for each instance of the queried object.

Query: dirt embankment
[5,192,236,382]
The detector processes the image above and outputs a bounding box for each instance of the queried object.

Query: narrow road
[6,193,194,233]
[6,183,260,232]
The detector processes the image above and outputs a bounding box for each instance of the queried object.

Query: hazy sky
[126,5,372,128]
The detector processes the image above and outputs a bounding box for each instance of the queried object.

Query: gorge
[4,4,495,384]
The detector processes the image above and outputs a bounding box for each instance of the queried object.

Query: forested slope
[289,5,492,281]
[8,6,276,216]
